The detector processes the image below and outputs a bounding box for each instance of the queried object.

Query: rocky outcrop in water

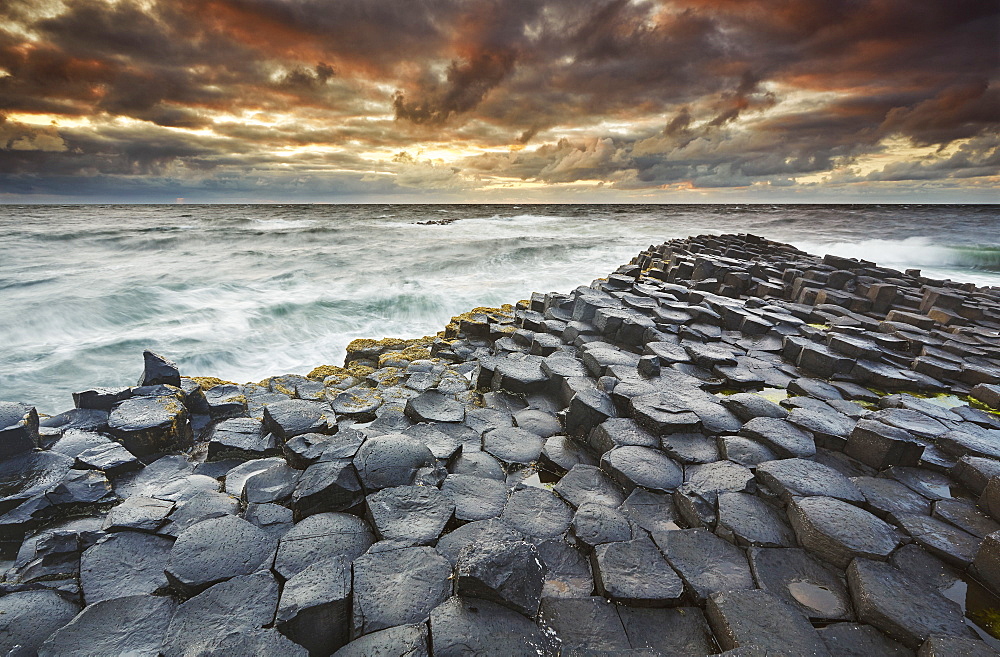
[1,233,999,655]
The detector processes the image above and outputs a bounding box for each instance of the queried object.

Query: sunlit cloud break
[0,0,997,202]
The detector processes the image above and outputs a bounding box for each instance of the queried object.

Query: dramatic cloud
[0,0,996,201]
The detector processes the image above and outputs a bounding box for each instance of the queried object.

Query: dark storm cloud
[0,0,997,199]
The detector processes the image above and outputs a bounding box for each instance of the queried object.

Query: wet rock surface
[3,233,1000,654]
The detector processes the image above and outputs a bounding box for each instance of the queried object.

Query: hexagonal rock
[353,433,435,491]
[430,596,558,656]
[716,492,795,548]
[482,426,545,465]
[592,536,684,606]
[846,419,925,470]
[351,546,451,638]
[138,350,180,387]
[719,436,778,468]
[333,623,429,657]
[895,513,981,568]
[263,399,337,440]
[75,441,140,476]
[565,388,617,438]
[274,512,375,580]
[847,558,974,649]
[241,461,300,505]
[786,406,855,450]
[739,417,816,459]
[587,418,659,455]
[653,528,755,604]
[536,538,594,598]
[934,498,1000,538]
[158,489,239,538]
[102,496,173,532]
[673,460,755,528]
[80,531,173,603]
[787,496,899,569]
[284,433,340,469]
[440,474,507,522]
[554,464,627,509]
[491,358,549,394]
[851,475,931,522]
[329,388,382,422]
[707,589,833,655]
[539,596,630,651]
[107,395,192,456]
[291,458,364,518]
[245,502,294,538]
[817,623,912,657]
[276,555,352,656]
[600,446,683,493]
[971,530,1000,593]
[164,515,278,594]
[572,501,635,549]
[748,548,852,622]
[217,457,281,496]
[514,408,562,438]
[202,383,247,419]
[207,417,276,461]
[50,429,112,458]
[618,488,681,534]
[721,393,789,421]
[161,571,280,657]
[0,401,40,457]
[448,450,505,480]
[618,606,716,655]
[661,432,720,464]
[38,594,176,657]
[403,424,463,460]
[500,486,573,539]
[919,635,997,657]
[365,485,454,545]
[404,390,465,423]
[0,590,81,655]
[456,538,545,617]
[755,458,865,504]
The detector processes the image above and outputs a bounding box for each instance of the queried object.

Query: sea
[2,204,998,415]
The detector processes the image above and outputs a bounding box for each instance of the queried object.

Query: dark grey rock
[80,531,172,603]
[456,538,545,616]
[719,436,779,468]
[492,358,549,394]
[285,432,341,469]
[933,498,1000,538]
[716,492,795,547]
[541,434,598,474]
[436,518,524,566]
[203,383,247,419]
[554,464,627,509]
[46,468,116,506]
[918,635,996,657]
[756,458,865,504]
[501,486,573,538]
[276,555,352,656]
[244,502,294,538]
[618,488,681,534]
[263,399,337,440]
[722,393,789,421]
[748,547,852,621]
[847,558,973,648]
[618,606,716,655]
[161,571,280,657]
[40,407,110,434]
[787,496,899,568]
[788,377,843,401]
[740,417,816,459]
[973,530,1000,594]
[403,424,463,460]
[75,441,140,476]
[588,418,659,454]
[851,475,931,522]
[332,623,428,657]
[365,485,454,544]
[600,446,683,493]
[430,596,558,656]
[867,408,949,439]
[50,428,111,458]
[158,489,239,537]
[353,433,435,491]
[706,588,832,656]
[207,417,276,461]
[629,392,702,435]
[536,537,594,597]
[164,514,278,594]
[107,395,192,456]
[351,546,451,638]
[138,350,180,387]
[241,460,300,505]
[539,596,630,652]
[571,501,635,548]
[73,386,133,412]
[291,458,364,518]
[275,512,375,580]
[449,450,506,480]
[592,536,684,606]
[938,428,1000,461]
[846,419,925,470]
[818,623,913,657]
[404,390,465,423]
[653,528,755,603]
[952,455,1000,496]
[330,388,382,421]
[440,474,507,522]
[483,426,545,465]
[0,590,81,655]
[674,460,755,528]
[38,594,176,657]
[565,388,618,438]
[883,466,957,501]
[896,513,981,568]
[102,496,173,532]
[661,432,720,464]
[514,408,562,437]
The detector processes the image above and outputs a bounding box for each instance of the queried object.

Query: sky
[0,0,998,203]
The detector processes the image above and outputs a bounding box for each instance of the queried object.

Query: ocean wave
[793,237,1000,272]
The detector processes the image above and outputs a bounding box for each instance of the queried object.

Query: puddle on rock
[713,387,789,403]
[941,574,1000,649]
[786,581,844,617]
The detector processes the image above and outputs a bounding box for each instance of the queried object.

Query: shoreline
[1,232,999,654]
